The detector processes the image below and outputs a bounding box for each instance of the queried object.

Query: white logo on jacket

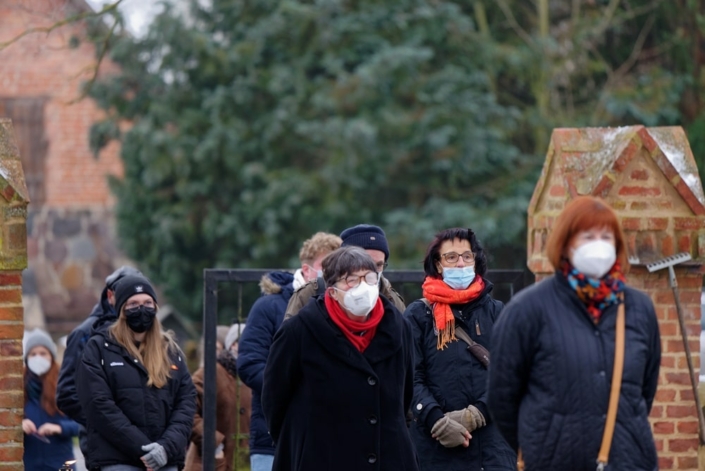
[110,362,124,367]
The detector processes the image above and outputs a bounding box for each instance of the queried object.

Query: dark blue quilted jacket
[488,274,661,471]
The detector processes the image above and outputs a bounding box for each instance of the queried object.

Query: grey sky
[85,0,164,37]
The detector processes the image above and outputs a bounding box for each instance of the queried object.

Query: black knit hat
[340,224,390,261]
[113,275,158,314]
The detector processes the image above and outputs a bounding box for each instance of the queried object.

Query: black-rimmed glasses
[440,251,475,265]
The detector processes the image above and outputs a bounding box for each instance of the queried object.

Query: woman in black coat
[262,246,418,471]
[76,275,196,471]
[404,228,516,471]
[488,196,661,471]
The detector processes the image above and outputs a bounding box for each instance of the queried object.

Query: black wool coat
[262,296,419,471]
[488,274,661,471]
[404,280,516,471]
[76,326,196,470]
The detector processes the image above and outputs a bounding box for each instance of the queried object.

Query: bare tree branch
[67,17,121,104]
[0,0,123,51]
[494,0,535,47]
[590,14,657,123]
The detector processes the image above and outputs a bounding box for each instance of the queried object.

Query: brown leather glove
[431,415,469,448]
[445,405,486,433]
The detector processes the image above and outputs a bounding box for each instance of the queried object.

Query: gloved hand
[431,415,470,448]
[141,442,168,470]
[445,405,486,432]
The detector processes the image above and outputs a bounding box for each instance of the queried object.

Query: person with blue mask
[403,228,515,471]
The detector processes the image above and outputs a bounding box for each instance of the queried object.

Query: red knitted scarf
[422,276,486,350]
[324,292,385,352]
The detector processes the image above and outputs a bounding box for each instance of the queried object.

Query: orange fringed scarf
[422,276,486,350]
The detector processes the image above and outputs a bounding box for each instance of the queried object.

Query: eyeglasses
[375,261,388,272]
[338,271,379,288]
[440,251,475,265]
[125,300,155,310]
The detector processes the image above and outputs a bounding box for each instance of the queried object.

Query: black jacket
[488,274,661,471]
[404,280,516,471]
[262,295,419,471]
[57,287,116,426]
[76,325,197,470]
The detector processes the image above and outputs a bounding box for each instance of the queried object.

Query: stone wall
[528,126,704,470]
[26,206,129,333]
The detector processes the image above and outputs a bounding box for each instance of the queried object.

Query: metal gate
[200,268,532,470]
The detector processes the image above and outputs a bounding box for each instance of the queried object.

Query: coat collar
[298,295,404,375]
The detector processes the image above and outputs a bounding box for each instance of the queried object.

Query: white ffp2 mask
[571,240,616,279]
[27,356,51,376]
[336,282,379,317]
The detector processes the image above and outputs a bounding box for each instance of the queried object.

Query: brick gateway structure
[0,119,29,469]
[528,126,704,470]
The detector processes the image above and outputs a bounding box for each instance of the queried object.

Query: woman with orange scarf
[405,228,515,471]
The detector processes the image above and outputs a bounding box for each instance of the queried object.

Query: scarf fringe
[436,318,457,350]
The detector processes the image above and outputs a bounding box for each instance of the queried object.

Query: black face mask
[124,305,157,333]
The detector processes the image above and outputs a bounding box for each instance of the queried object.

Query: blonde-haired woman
[77,275,196,471]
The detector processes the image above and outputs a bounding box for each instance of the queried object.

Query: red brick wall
[631,267,702,470]
[0,273,24,469]
[0,0,122,207]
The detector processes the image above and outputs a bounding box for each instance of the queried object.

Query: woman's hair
[423,228,488,278]
[299,232,343,265]
[322,246,377,288]
[546,196,629,271]
[23,352,60,416]
[109,305,179,388]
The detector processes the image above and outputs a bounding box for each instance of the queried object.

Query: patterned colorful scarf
[560,259,626,324]
[422,276,486,350]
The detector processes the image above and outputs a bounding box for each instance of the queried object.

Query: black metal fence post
[202,270,218,471]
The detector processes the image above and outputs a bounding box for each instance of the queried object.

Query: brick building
[0,0,125,336]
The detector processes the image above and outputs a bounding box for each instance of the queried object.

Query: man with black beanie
[284,224,405,319]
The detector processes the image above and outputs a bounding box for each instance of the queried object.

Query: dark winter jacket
[236,271,294,456]
[404,280,516,471]
[262,295,419,471]
[57,286,116,426]
[76,324,197,470]
[488,274,661,471]
[24,379,80,471]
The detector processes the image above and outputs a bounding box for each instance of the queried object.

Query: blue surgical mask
[442,266,476,290]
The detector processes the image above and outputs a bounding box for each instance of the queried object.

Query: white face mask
[336,282,379,317]
[27,356,51,376]
[570,240,616,279]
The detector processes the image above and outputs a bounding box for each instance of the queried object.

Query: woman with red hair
[23,328,79,471]
[488,196,661,471]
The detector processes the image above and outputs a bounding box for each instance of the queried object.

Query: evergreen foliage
[87,0,705,319]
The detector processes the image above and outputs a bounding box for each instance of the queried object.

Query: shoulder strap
[596,300,625,470]
[421,298,490,368]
